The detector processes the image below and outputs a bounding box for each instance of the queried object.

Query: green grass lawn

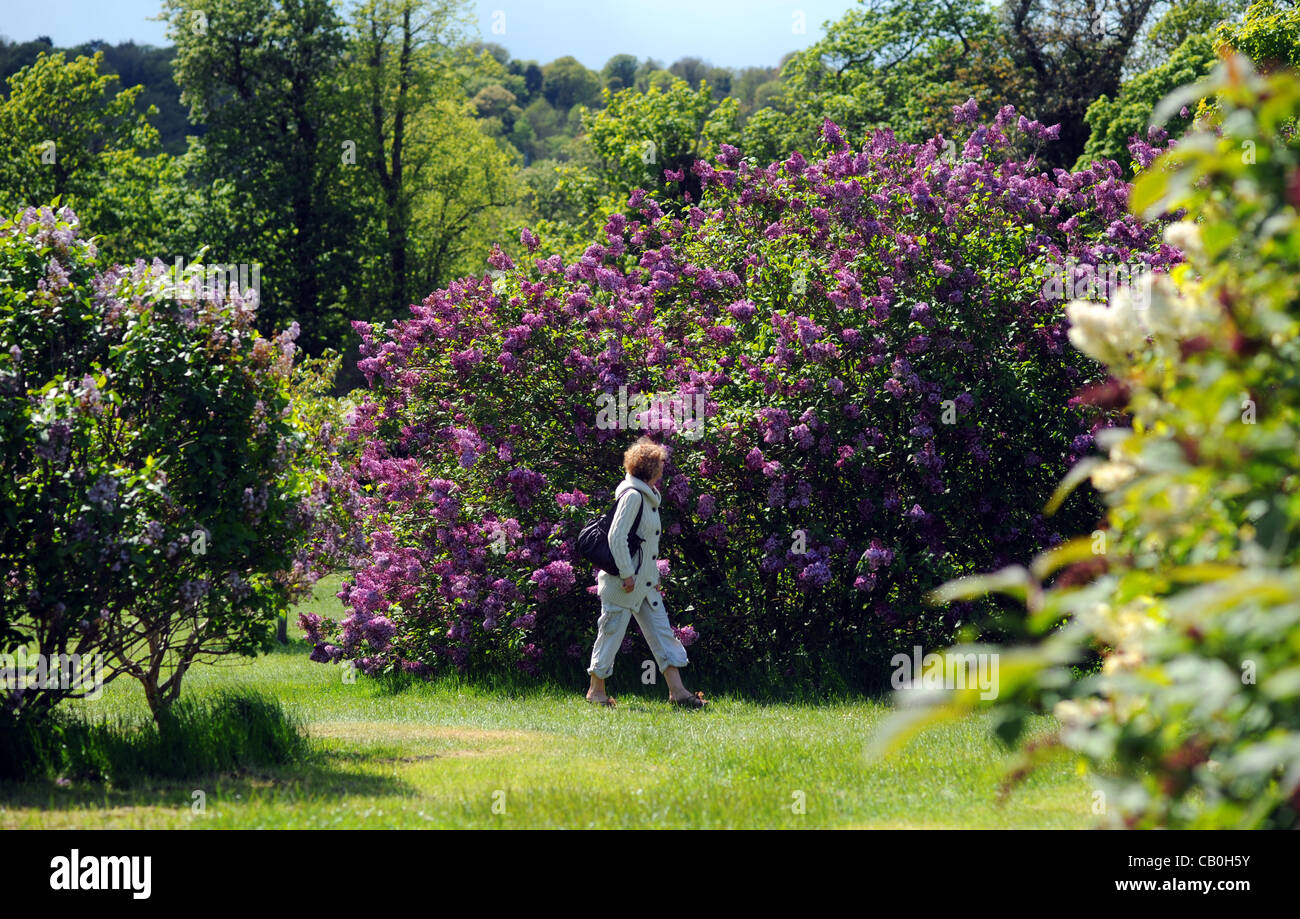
[0,576,1096,829]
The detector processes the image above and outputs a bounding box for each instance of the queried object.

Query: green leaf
[927,565,1032,606]
[1043,457,1100,517]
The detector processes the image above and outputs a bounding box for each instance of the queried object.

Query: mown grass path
[0,579,1095,829]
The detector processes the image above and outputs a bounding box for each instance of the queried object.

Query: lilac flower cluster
[2,205,338,723]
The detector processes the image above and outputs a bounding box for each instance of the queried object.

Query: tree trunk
[142,676,166,726]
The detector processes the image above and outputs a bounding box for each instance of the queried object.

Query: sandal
[586,694,616,708]
[669,691,708,709]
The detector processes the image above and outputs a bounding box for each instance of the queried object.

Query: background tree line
[0,0,1295,368]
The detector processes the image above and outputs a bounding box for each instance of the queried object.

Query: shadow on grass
[0,754,412,811]
[4,691,330,786]
[353,660,899,709]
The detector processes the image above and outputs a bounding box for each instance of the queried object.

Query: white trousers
[587,590,689,679]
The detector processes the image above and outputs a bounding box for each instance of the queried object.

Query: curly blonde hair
[623,436,666,482]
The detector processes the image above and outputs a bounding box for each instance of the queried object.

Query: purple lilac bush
[306,103,1181,687]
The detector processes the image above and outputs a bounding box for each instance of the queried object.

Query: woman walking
[586,436,707,708]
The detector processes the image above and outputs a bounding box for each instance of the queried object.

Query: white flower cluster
[1065,222,1214,367]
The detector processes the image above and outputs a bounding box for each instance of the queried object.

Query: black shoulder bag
[576,491,644,575]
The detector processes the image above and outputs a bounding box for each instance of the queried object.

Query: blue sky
[1,0,861,69]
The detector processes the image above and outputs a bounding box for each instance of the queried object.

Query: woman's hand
[621,576,634,592]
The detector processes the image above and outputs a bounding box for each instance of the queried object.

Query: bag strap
[630,491,644,568]
[630,490,644,534]
[616,488,646,570]
[612,487,644,527]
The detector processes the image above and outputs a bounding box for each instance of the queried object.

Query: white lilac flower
[1090,460,1137,492]
[1163,220,1203,260]
[1066,277,1166,367]
[1053,698,1110,728]
[1066,299,1130,366]
[1144,273,1210,343]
